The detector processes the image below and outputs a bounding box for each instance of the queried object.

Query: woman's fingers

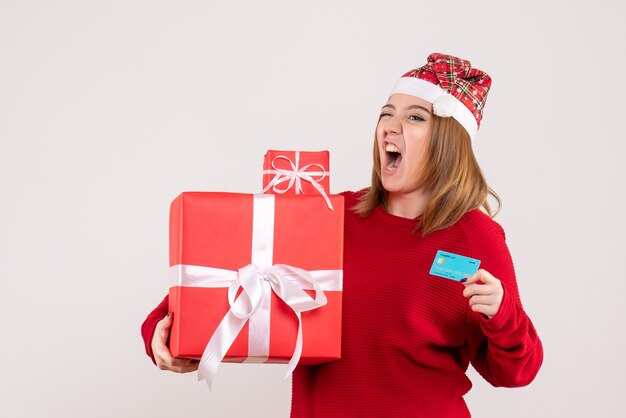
[461,269,504,319]
[152,313,199,373]
[158,357,199,373]
[467,294,493,306]
[462,269,496,285]
[152,315,171,354]
[160,312,173,329]
[469,303,499,318]
[462,283,492,298]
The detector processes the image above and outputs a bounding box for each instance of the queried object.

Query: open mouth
[384,142,402,170]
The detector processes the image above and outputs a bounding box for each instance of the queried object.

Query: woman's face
[376,93,433,196]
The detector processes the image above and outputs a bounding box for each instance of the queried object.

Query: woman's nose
[384,116,401,134]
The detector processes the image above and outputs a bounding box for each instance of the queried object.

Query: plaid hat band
[389,53,492,140]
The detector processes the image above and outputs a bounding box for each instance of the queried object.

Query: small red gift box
[168,191,343,387]
[262,150,330,196]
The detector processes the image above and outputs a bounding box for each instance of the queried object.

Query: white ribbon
[169,264,342,389]
[262,152,334,210]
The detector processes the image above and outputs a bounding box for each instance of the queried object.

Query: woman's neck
[386,189,431,219]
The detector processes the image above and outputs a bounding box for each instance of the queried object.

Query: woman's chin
[381,177,402,193]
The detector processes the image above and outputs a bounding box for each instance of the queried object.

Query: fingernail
[460,277,468,283]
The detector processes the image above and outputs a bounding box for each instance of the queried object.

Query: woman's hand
[151,313,199,373]
[462,269,504,319]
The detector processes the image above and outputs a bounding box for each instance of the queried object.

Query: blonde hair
[353,115,500,236]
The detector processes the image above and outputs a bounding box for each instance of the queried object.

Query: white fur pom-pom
[433,94,456,117]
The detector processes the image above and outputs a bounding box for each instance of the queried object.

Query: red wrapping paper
[168,192,344,364]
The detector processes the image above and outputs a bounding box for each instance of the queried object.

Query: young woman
[142,53,543,417]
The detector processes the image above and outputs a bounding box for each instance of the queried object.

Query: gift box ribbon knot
[262,151,333,210]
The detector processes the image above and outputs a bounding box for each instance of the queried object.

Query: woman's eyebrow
[381,103,431,114]
[407,104,432,114]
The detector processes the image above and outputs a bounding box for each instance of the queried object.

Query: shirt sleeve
[461,212,544,387]
[140,294,169,365]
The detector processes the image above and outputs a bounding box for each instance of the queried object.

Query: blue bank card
[429,250,481,282]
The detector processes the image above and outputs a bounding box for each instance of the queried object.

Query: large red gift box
[262,150,330,196]
[168,192,344,371]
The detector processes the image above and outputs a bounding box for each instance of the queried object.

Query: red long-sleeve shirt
[141,191,543,417]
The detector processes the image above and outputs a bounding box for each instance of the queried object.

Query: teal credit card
[429,250,481,281]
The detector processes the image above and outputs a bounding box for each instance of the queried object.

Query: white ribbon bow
[170,263,340,390]
[262,152,333,210]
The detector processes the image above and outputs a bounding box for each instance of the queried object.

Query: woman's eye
[378,112,392,120]
[409,114,425,122]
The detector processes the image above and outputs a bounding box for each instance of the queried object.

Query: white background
[1,0,625,417]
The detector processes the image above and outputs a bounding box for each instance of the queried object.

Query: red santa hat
[390,53,492,140]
